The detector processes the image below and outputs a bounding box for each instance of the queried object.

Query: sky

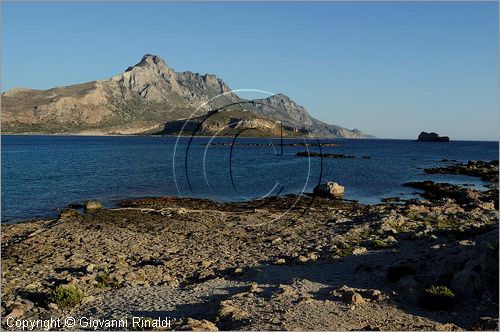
[2,2,498,140]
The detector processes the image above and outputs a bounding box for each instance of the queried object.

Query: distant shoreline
[0,132,355,140]
[1,133,499,142]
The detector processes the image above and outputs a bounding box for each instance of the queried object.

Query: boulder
[84,200,102,212]
[342,291,366,305]
[313,182,344,199]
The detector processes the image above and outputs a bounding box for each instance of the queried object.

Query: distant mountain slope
[1,54,370,138]
[251,94,368,139]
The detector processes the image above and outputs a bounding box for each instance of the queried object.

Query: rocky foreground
[1,162,499,331]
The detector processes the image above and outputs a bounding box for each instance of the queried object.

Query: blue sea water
[1,135,498,223]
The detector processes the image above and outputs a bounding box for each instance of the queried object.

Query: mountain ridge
[1,54,370,138]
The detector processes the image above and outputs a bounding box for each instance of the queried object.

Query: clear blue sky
[2,2,498,140]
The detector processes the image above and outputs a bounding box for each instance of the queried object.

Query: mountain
[157,109,309,137]
[1,54,369,138]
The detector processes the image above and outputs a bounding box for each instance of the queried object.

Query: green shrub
[425,285,454,297]
[95,273,120,289]
[386,220,407,233]
[372,239,389,249]
[47,285,84,308]
[333,243,353,257]
[359,229,372,239]
[420,285,455,310]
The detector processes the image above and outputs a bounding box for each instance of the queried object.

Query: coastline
[2,133,499,143]
[1,163,499,330]
[0,132,349,140]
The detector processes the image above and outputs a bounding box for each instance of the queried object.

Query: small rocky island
[417,131,450,142]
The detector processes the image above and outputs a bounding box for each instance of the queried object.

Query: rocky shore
[424,160,499,182]
[1,161,499,331]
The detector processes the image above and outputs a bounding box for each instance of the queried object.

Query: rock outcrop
[417,131,450,142]
[424,160,499,182]
[2,54,369,138]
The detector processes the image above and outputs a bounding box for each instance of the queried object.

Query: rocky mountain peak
[126,54,168,72]
[264,93,301,107]
[141,54,167,66]
[269,93,291,101]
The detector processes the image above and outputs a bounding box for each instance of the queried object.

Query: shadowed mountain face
[1,54,369,138]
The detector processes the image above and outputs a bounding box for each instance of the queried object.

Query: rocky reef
[1,161,498,331]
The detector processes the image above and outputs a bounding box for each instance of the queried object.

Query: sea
[1,135,498,223]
